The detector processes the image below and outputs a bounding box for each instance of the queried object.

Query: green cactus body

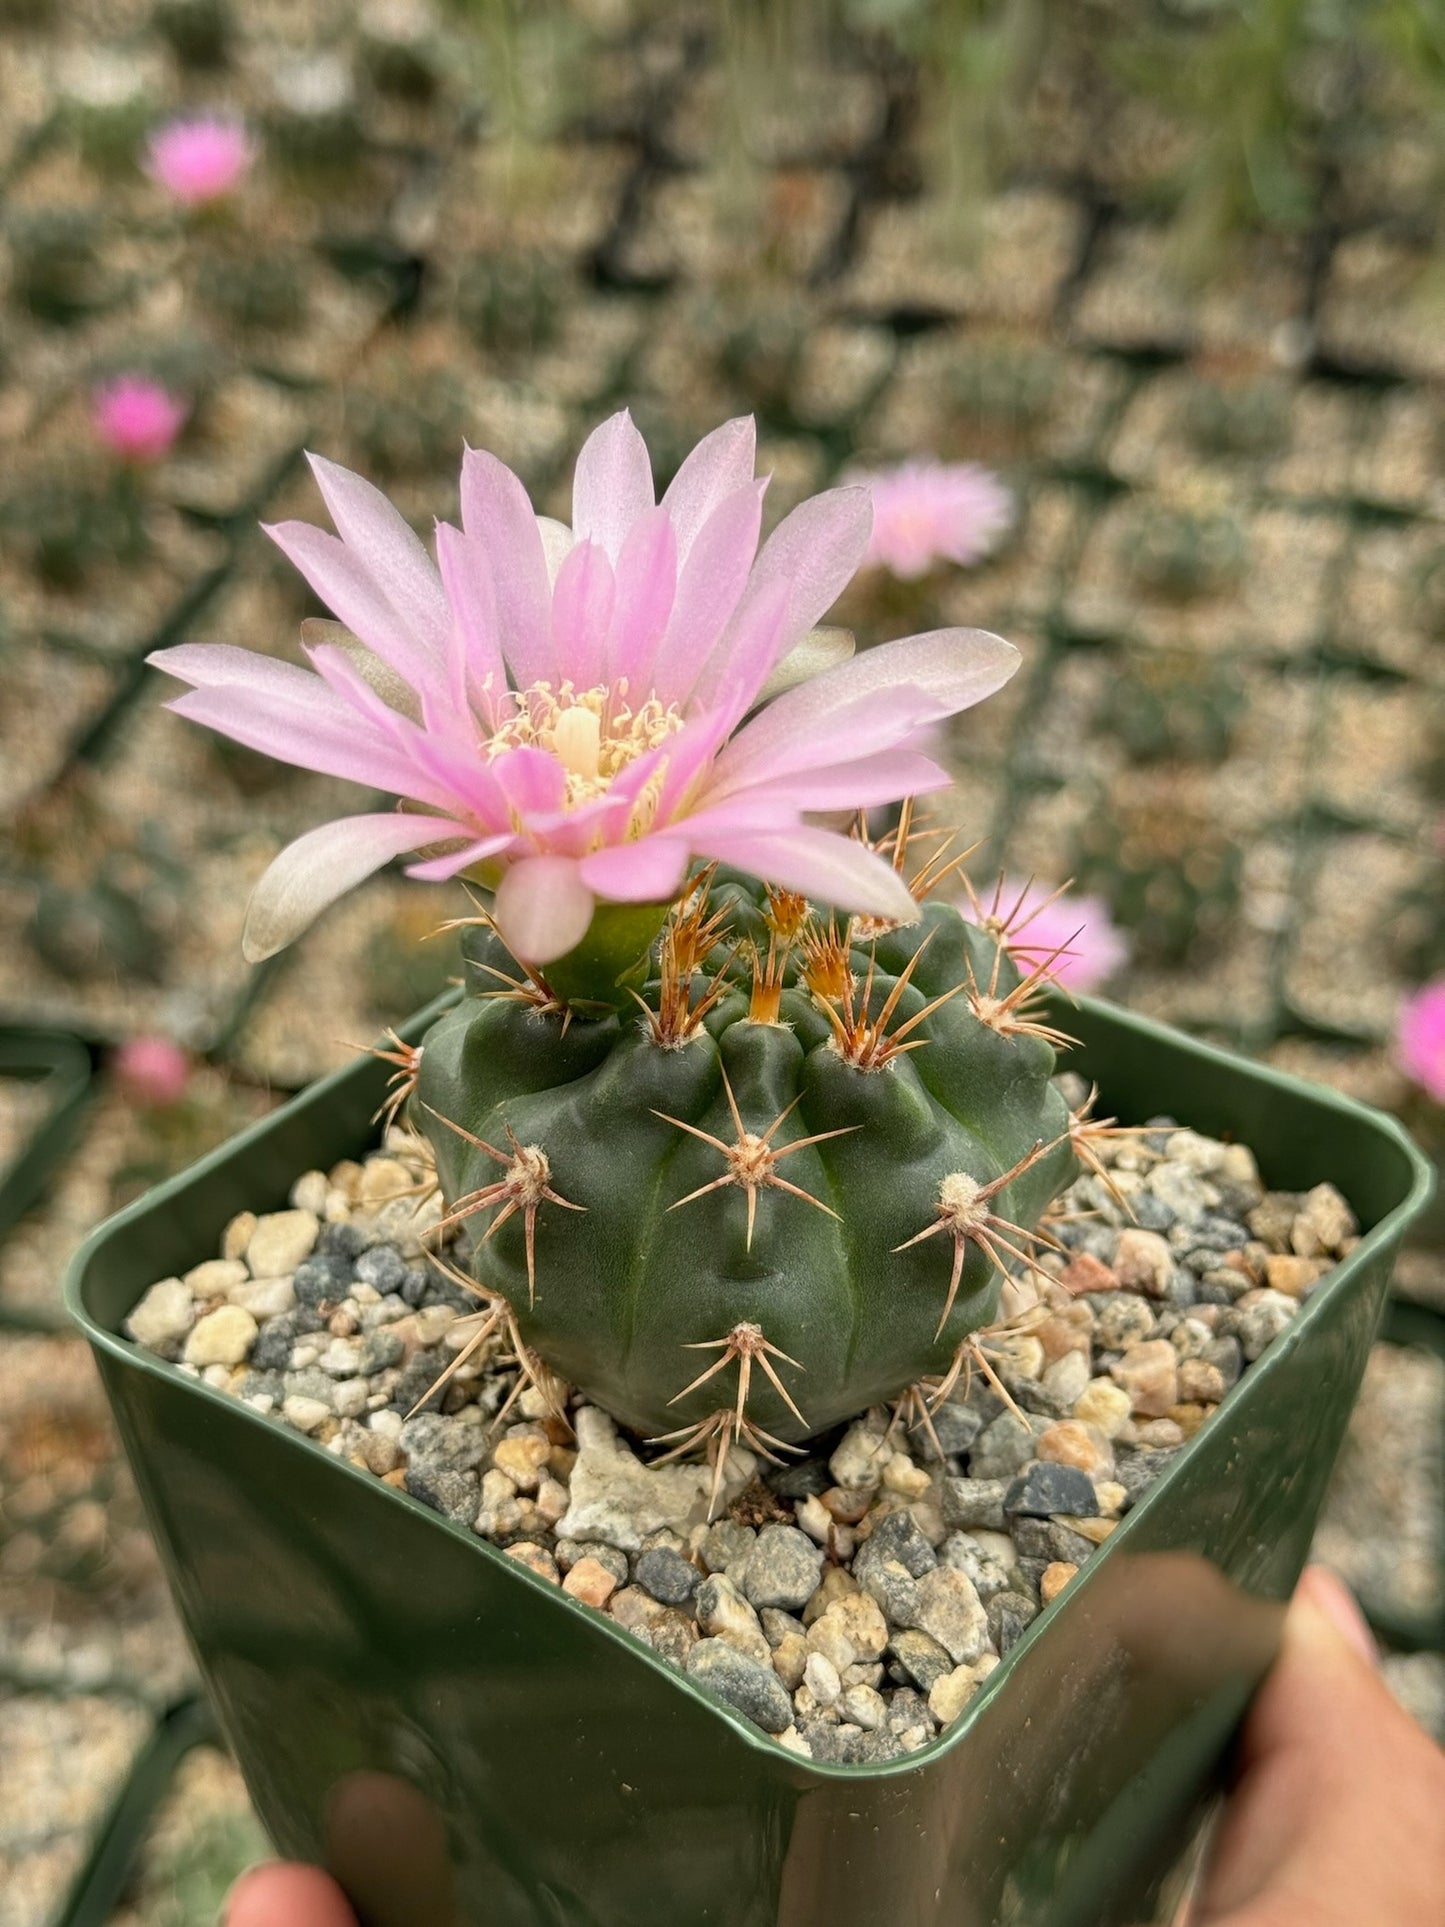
[415,873,1075,1454]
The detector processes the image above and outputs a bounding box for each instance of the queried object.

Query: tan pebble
[547,1444,577,1480]
[1167,1402,1210,1438]
[882,1453,932,1500]
[184,1258,249,1299]
[282,1395,333,1435]
[327,1309,358,1337]
[1035,1305,1094,1361]
[1113,1228,1174,1297]
[1177,1359,1226,1404]
[928,1664,983,1727]
[796,1493,833,1544]
[1094,1480,1127,1515]
[803,1651,842,1706]
[1264,1253,1327,1297]
[1040,1561,1077,1604]
[124,1278,196,1358]
[360,1433,403,1477]
[493,1435,551,1492]
[221,1212,257,1262]
[562,1556,618,1607]
[506,1542,559,1584]
[183,1305,258,1368]
[534,1477,569,1525]
[1073,1378,1133,1438]
[990,1333,1045,1380]
[1064,1512,1117,1545]
[1060,1251,1118,1295]
[907,1499,944,1548]
[1135,1417,1184,1448]
[229,1276,296,1320]
[323,1190,352,1223]
[824,1589,889,1660]
[839,1683,886,1731]
[610,1585,666,1632]
[828,1419,891,1490]
[328,1159,365,1199]
[358,1157,415,1206]
[1036,1419,1113,1478]
[1109,1339,1179,1418]
[772,1633,809,1690]
[802,1566,859,1624]
[821,1486,871,1525]
[246,1209,319,1279]
[290,1169,330,1215]
[1294,1182,1356,1256]
[382,1468,408,1488]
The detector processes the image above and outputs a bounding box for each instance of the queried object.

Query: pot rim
[65,990,1436,1779]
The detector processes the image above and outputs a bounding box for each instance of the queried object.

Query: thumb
[225,1863,359,1927]
[1194,1567,1445,1924]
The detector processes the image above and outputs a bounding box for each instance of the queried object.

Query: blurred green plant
[1072,790,1243,965]
[9,212,108,327]
[151,0,234,70]
[1124,503,1247,602]
[453,249,567,356]
[1101,651,1247,764]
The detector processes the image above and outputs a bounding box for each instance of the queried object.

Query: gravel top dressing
[125,1074,1358,1762]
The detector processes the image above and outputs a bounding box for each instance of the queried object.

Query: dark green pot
[66,996,1434,1927]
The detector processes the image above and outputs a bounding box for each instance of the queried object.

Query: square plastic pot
[67,994,1434,1927]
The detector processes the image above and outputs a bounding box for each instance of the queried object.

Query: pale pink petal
[681,574,793,729]
[263,520,443,700]
[578,837,692,902]
[710,686,948,799]
[435,521,505,715]
[307,456,450,656]
[653,710,734,819]
[549,539,615,688]
[242,812,466,962]
[492,745,567,817]
[537,516,575,586]
[460,448,552,689]
[686,486,872,714]
[685,823,919,922]
[406,831,515,883]
[651,480,767,705]
[741,748,951,813]
[492,856,594,964]
[606,507,677,686]
[152,645,439,801]
[715,627,1020,793]
[660,416,757,560]
[571,410,655,564]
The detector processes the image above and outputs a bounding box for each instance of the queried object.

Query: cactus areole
[149,408,1081,1488]
[416,864,1076,1472]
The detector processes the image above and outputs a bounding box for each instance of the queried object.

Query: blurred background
[1,1,1442,1919]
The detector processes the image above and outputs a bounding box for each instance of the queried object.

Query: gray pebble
[1004,1461,1099,1520]
[740,1524,825,1612]
[968,1412,1041,1480]
[701,1520,756,1574]
[251,1319,298,1372]
[1093,1295,1157,1351]
[317,1223,368,1260]
[854,1553,920,1627]
[685,1639,794,1733]
[1113,1445,1179,1505]
[888,1628,955,1690]
[862,1509,938,1578]
[987,1591,1039,1655]
[635,1544,700,1606]
[923,1402,984,1459]
[400,1412,488,1472]
[941,1477,1008,1532]
[939,1531,1013,1600]
[355,1245,407,1292]
[404,1464,479,1523]
[759,1607,806,1648]
[293,1255,353,1309]
[799,1721,903,1765]
[1129,1192,1175,1233]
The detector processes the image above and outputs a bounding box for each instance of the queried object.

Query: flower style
[989,878,1129,993]
[1397,980,1445,1104]
[150,413,1021,965]
[848,456,1014,580]
[91,375,189,464]
[143,113,255,205]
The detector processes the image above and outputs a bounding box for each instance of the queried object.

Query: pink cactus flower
[847,456,1014,580]
[113,1035,192,1107]
[91,375,189,464]
[1397,980,1445,1104]
[143,113,254,205]
[982,877,1129,993]
[150,412,1021,965]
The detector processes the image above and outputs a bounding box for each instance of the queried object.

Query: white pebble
[183,1305,257,1368]
[246,1209,319,1278]
[802,1651,841,1707]
[124,1278,196,1358]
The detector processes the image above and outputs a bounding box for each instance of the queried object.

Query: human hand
[1191,1564,1445,1925]
[224,1862,357,1927]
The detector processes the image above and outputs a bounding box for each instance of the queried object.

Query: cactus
[1071,789,1241,966]
[1101,650,1245,765]
[1123,504,1245,603]
[411,840,1077,1490]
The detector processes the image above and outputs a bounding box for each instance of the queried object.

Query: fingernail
[1300,1564,1377,1666]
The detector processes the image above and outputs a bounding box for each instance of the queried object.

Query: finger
[1194,1566,1445,1924]
[225,1862,359,1927]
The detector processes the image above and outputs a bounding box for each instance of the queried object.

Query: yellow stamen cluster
[487,680,684,814]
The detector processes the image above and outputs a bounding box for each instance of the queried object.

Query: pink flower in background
[151,411,1021,965]
[91,375,189,463]
[113,1035,191,1108]
[1397,980,1445,1103]
[143,113,254,204]
[847,457,1014,579]
[985,877,1129,993]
